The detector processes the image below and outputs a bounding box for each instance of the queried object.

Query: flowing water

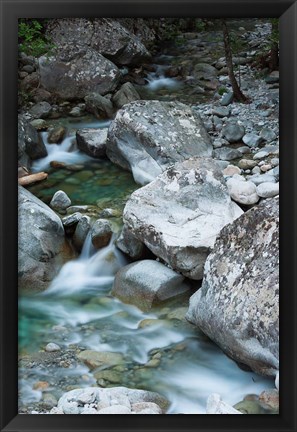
[28,122,138,214]
[20,75,275,413]
[19,233,275,414]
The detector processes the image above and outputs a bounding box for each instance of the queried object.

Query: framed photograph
[0,0,296,431]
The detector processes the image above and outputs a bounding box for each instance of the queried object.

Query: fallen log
[18,172,48,186]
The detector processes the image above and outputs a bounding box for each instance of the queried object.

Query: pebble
[227,178,259,205]
[252,166,261,175]
[212,106,230,118]
[259,389,279,410]
[30,119,47,130]
[256,182,279,198]
[260,128,277,142]
[253,150,269,160]
[260,164,272,172]
[242,133,263,148]
[220,92,233,106]
[223,165,241,176]
[248,174,276,185]
[45,343,61,352]
[238,159,258,170]
[213,147,242,161]
[69,106,84,117]
[50,190,71,213]
[222,122,245,143]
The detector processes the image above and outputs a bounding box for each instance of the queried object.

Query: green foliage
[18,19,53,57]
[218,86,228,96]
[229,31,247,55]
[269,18,279,46]
[195,19,207,33]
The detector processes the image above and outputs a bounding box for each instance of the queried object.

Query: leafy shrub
[218,86,228,95]
[18,19,53,57]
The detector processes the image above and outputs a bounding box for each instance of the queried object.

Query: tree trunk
[222,20,248,103]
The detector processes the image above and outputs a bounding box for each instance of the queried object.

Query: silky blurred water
[19,236,275,414]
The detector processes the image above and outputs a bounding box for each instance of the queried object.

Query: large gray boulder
[186,197,279,376]
[106,100,213,185]
[123,158,243,280]
[18,115,48,168]
[18,186,72,292]
[39,46,121,100]
[46,18,151,66]
[112,260,190,310]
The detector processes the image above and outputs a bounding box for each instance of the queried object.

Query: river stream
[19,31,276,414]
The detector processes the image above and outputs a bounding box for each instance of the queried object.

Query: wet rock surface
[55,386,168,414]
[18,186,72,292]
[186,197,279,376]
[18,19,279,415]
[18,115,48,167]
[76,128,108,158]
[123,158,243,279]
[106,100,213,185]
[46,18,151,66]
[112,260,190,310]
[39,47,121,100]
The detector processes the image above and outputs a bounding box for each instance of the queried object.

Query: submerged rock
[112,260,190,310]
[186,197,279,376]
[106,100,213,185]
[18,186,71,292]
[123,158,243,279]
[77,350,124,370]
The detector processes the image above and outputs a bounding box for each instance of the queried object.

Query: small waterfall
[146,64,182,92]
[43,234,128,297]
[32,132,92,172]
[20,230,274,413]
[32,119,112,172]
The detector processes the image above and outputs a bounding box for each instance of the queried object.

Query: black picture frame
[0,0,296,431]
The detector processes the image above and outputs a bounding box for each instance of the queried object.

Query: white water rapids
[19,234,274,413]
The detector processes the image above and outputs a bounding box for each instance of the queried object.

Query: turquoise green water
[28,159,138,213]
